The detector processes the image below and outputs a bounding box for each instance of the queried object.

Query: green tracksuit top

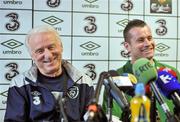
[102,59,180,122]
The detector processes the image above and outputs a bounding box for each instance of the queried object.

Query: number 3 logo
[33,96,41,105]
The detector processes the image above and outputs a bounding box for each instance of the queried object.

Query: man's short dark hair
[123,19,147,42]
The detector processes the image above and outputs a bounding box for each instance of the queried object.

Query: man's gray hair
[25,25,61,52]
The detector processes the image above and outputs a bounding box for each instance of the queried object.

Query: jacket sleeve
[4,84,28,122]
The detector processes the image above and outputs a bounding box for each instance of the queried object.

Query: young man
[4,25,94,122]
[103,19,180,122]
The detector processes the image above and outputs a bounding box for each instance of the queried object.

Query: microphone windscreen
[132,58,157,84]
[156,70,180,97]
[145,84,151,95]
[122,73,137,85]
[158,67,177,78]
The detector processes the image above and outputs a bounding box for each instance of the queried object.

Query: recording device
[104,70,130,111]
[104,70,130,122]
[111,73,136,94]
[156,70,180,109]
[132,58,175,120]
[121,73,137,85]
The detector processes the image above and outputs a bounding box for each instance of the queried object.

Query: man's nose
[44,49,53,57]
[144,38,151,46]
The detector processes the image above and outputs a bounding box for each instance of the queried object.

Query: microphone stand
[121,106,131,122]
[106,83,113,122]
[86,72,108,122]
[104,73,131,122]
[149,92,157,122]
[150,82,178,122]
[172,92,180,121]
[58,94,68,122]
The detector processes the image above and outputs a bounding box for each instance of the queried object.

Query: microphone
[132,58,174,120]
[122,73,137,85]
[156,70,180,109]
[104,70,130,111]
[158,67,177,78]
[94,71,109,102]
[111,74,133,88]
[51,92,68,122]
[84,72,108,122]
[104,70,130,122]
[111,73,137,96]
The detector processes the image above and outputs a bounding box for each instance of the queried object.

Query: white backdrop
[0,0,180,121]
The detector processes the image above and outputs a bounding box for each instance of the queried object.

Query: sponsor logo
[120,0,133,11]
[3,0,22,5]
[155,43,170,57]
[117,19,129,33]
[80,41,100,56]
[1,39,23,54]
[84,0,98,4]
[5,62,19,81]
[84,16,97,33]
[82,0,99,8]
[0,90,8,98]
[155,19,167,36]
[31,91,42,105]
[80,41,100,51]
[116,19,129,27]
[120,42,130,58]
[5,12,20,31]
[1,39,23,49]
[84,64,96,80]
[47,0,60,8]
[155,43,170,52]
[67,86,79,99]
[0,90,8,105]
[42,16,63,26]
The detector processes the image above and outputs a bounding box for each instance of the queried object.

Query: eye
[35,49,44,55]
[48,45,56,50]
[137,38,144,42]
[148,36,152,41]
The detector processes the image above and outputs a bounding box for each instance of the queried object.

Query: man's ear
[61,44,63,51]
[124,41,130,53]
[60,41,63,52]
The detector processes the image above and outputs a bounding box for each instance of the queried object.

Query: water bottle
[130,83,150,122]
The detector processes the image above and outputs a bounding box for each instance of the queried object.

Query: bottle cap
[135,83,145,96]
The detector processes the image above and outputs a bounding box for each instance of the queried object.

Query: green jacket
[102,59,180,122]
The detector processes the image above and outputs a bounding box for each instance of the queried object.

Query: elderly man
[4,25,94,122]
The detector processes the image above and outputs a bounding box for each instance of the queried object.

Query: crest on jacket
[31,91,41,105]
[67,86,79,99]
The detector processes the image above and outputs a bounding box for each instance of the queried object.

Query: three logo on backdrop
[47,0,60,8]
[84,64,96,80]
[5,62,19,81]
[5,12,20,31]
[121,0,133,11]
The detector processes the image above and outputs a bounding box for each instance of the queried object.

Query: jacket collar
[24,60,92,86]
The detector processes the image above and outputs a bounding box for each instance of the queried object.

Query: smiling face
[124,25,155,64]
[28,31,63,77]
